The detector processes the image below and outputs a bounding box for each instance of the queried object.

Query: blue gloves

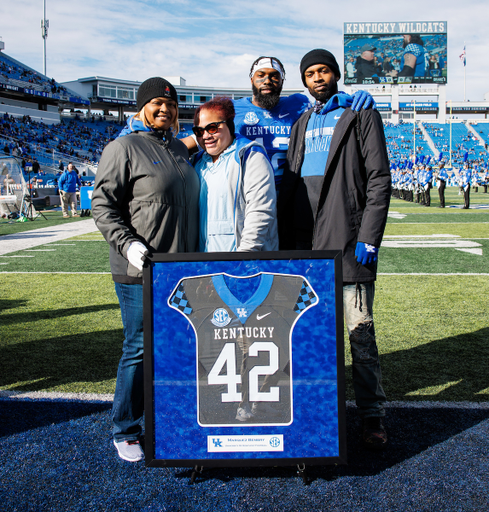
[355,242,379,265]
[351,90,376,112]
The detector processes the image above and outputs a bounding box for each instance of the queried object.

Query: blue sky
[1,0,488,101]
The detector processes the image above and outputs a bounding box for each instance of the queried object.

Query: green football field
[1,187,488,402]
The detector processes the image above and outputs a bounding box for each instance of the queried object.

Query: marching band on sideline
[391,157,489,208]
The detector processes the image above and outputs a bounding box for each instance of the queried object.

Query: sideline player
[182,56,374,190]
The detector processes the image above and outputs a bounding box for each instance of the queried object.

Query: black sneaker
[362,417,387,450]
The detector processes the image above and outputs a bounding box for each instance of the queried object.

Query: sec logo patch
[211,308,232,327]
[244,112,259,126]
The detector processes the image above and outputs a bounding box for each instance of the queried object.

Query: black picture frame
[143,250,346,469]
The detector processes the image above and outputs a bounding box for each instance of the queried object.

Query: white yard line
[0,390,113,402]
[0,219,99,255]
[379,273,489,276]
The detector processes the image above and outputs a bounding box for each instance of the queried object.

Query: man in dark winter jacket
[278,49,391,450]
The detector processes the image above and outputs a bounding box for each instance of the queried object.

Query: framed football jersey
[143,251,346,468]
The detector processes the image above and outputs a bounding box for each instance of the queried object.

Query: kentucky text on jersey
[244,125,292,137]
[214,326,275,340]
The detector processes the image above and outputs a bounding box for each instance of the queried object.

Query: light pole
[41,0,49,76]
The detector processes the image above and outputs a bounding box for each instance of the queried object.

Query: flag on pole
[460,46,466,66]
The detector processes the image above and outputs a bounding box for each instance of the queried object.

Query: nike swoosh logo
[334,115,341,119]
[278,113,289,118]
[153,161,162,165]
[256,312,271,320]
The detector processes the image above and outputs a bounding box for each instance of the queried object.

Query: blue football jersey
[233,94,311,190]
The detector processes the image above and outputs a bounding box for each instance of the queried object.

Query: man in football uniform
[232,57,310,191]
[182,56,374,190]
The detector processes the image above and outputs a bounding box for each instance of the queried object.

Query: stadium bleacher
[385,121,435,163]
[422,122,488,167]
[384,120,488,169]
[472,123,489,146]
[0,113,122,180]
[0,52,88,105]
[176,122,193,139]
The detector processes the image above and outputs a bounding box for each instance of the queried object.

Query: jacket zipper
[165,141,189,252]
[294,110,312,175]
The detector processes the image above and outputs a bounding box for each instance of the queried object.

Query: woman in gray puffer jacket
[92,77,199,462]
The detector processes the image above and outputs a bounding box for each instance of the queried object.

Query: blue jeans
[343,283,386,418]
[113,283,144,442]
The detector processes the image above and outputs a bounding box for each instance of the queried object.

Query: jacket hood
[117,116,150,138]
[318,92,353,115]
[117,115,172,141]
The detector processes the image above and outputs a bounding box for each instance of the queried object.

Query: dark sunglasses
[192,120,226,137]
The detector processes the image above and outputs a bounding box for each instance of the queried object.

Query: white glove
[127,241,148,271]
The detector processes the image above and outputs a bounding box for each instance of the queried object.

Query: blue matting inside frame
[147,256,344,464]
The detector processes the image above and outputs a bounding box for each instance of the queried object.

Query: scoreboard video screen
[344,21,447,85]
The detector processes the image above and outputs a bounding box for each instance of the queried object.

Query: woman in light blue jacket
[192,97,278,252]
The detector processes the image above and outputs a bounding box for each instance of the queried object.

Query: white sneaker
[235,405,254,422]
[113,439,144,462]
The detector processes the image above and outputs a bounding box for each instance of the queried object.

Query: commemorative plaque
[143,251,346,469]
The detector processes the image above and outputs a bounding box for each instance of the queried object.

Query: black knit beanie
[136,77,178,112]
[300,49,341,86]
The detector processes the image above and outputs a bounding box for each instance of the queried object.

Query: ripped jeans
[343,283,386,418]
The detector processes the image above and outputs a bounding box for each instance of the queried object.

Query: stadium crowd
[0,112,119,167]
[0,53,81,98]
